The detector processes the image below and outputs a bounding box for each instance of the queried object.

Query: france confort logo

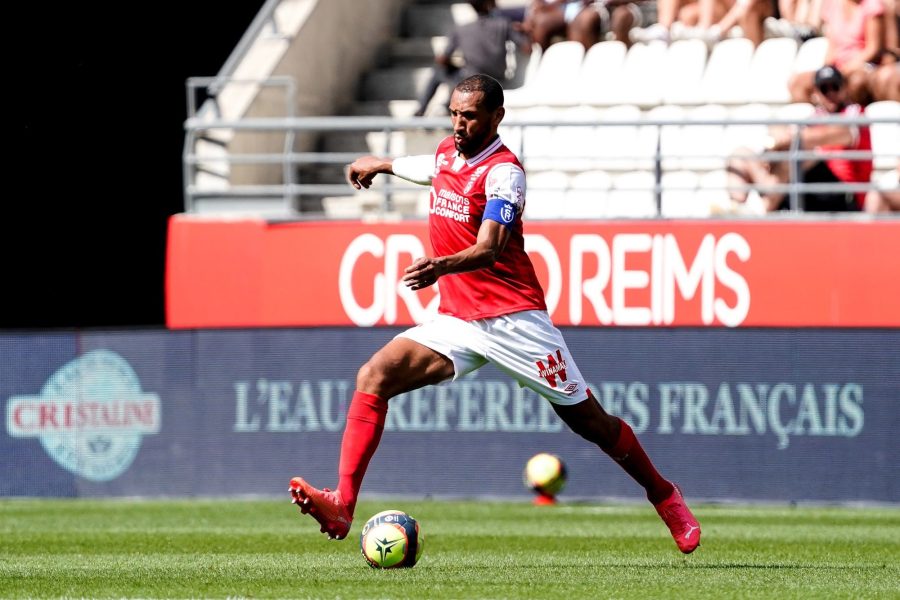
[5,350,161,481]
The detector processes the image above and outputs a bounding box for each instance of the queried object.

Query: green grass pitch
[1,498,897,599]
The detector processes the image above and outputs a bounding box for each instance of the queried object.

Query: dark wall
[6,2,265,328]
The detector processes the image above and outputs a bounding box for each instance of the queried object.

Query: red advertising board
[166,215,900,328]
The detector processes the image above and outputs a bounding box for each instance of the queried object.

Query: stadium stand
[183,0,899,220]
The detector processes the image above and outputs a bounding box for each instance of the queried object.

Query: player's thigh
[359,337,455,398]
[484,311,590,406]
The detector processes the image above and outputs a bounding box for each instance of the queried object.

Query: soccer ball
[524,452,567,497]
[359,510,424,569]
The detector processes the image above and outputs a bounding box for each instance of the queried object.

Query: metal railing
[183,105,899,218]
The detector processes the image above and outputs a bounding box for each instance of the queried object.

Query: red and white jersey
[815,103,873,208]
[428,135,547,320]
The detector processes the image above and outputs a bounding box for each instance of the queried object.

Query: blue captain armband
[484,198,518,229]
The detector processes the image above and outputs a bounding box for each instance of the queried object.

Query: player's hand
[347,156,390,190]
[402,257,441,290]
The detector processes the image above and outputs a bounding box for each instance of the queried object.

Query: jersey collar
[461,135,503,167]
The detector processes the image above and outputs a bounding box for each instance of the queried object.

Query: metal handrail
[183,112,900,216]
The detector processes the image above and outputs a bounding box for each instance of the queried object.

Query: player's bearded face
[449,90,501,157]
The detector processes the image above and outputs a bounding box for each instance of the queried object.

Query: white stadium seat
[564,170,613,218]
[504,41,585,107]
[678,104,729,171]
[645,104,686,171]
[661,170,703,217]
[746,37,798,104]
[594,104,655,171]
[550,105,606,171]
[597,41,668,107]
[526,170,569,219]
[608,171,658,217]
[578,40,628,106]
[699,38,755,104]
[792,36,828,73]
[723,103,774,154]
[660,39,710,106]
[865,100,900,171]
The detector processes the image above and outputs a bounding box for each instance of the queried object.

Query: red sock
[605,418,674,505]
[337,391,388,515]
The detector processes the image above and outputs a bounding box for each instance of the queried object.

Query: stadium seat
[550,105,606,171]
[678,104,729,171]
[792,36,828,74]
[774,101,815,122]
[564,170,613,218]
[723,103,774,154]
[699,38,755,104]
[646,104,687,171]
[745,37,798,105]
[608,171,658,217]
[596,41,668,107]
[519,106,560,171]
[660,39,710,106]
[660,170,703,217]
[594,104,655,170]
[504,41,585,107]
[578,40,628,106]
[526,170,569,219]
[697,169,736,214]
[865,100,900,171]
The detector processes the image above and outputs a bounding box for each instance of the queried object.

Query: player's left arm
[403,163,525,290]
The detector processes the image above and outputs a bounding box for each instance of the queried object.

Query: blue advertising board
[1,328,897,503]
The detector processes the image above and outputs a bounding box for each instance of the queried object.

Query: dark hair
[455,74,504,112]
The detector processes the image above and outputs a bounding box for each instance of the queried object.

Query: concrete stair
[308,0,528,218]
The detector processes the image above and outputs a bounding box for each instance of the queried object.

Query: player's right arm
[347,155,434,189]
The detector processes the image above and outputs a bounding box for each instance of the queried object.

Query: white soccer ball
[524,452,567,496]
[359,510,424,569]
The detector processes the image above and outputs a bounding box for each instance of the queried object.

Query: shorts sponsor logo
[5,350,161,481]
[536,349,568,388]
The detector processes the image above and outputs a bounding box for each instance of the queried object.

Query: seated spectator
[869,0,900,100]
[864,162,900,211]
[704,0,778,47]
[765,0,824,41]
[415,0,531,116]
[522,0,650,50]
[788,0,887,105]
[630,0,736,44]
[727,66,874,212]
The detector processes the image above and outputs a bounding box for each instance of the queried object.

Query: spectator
[788,0,887,105]
[630,0,736,44]
[864,162,900,211]
[522,0,650,50]
[727,65,874,212]
[415,0,531,117]
[704,0,778,47]
[868,0,900,100]
[765,0,824,41]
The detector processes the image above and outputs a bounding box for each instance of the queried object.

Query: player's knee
[356,359,390,395]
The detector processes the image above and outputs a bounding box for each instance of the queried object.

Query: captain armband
[484,197,518,230]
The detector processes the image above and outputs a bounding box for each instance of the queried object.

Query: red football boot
[654,485,701,554]
[289,476,352,540]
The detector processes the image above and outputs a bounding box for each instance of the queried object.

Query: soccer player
[289,74,701,554]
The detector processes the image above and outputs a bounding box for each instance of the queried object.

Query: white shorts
[396,310,589,406]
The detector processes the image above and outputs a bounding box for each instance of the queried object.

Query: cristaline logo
[6,350,161,482]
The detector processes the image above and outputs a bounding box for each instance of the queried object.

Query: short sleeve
[485,163,526,215]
